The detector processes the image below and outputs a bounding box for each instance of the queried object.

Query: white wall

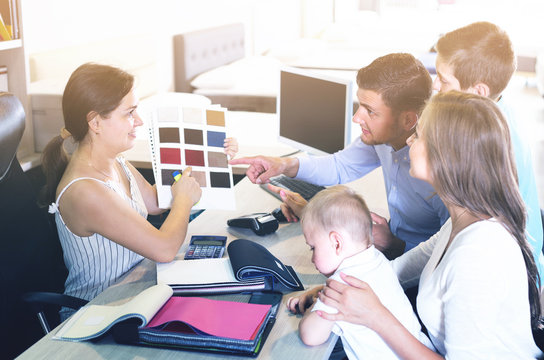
[21,0,304,92]
[20,0,544,92]
[22,0,255,52]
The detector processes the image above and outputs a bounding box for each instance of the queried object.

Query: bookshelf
[0,38,21,50]
[0,0,35,167]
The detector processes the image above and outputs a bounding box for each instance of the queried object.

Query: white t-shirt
[312,245,432,360]
[394,218,541,359]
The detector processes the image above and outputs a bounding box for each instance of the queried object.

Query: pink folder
[145,297,271,341]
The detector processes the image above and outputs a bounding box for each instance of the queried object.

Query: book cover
[0,13,11,41]
[147,103,236,211]
[0,65,7,92]
[8,0,17,39]
[0,0,18,39]
[53,284,173,341]
[228,239,304,291]
[0,0,10,37]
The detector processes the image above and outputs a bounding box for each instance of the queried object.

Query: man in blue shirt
[433,21,544,282]
[231,53,450,259]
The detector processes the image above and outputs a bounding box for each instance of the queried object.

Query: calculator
[184,235,227,260]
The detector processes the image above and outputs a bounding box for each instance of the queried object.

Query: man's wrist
[283,157,300,178]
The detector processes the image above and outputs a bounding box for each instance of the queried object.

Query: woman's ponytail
[39,135,68,206]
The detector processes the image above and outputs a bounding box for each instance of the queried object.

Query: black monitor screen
[278,68,353,155]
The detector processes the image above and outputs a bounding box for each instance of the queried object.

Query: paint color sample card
[148,104,235,210]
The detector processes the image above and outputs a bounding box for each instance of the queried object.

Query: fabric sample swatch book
[53,283,276,356]
[157,239,305,294]
[146,102,236,210]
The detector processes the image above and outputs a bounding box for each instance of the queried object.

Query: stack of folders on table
[54,284,279,357]
[157,238,304,294]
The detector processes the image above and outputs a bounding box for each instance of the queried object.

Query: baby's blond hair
[301,185,372,245]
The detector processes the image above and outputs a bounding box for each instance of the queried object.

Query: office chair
[0,92,84,358]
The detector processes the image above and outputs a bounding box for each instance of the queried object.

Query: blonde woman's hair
[436,21,515,99]
[301,185,372,245]
[420,91,541,328]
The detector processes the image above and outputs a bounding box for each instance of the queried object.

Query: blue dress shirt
[296,138,450,251]
[497,97,544,282]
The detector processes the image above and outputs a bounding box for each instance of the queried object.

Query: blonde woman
[318,91,541,359]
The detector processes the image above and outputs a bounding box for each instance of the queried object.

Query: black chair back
[0,92,67,359]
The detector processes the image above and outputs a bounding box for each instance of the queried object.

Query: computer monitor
[277,67,354,156]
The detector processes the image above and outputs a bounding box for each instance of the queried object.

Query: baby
[288,185,431,359]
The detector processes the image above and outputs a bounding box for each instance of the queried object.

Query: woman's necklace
[89,161,119,182]
[451,209,469,231]
[436,209,476,268]
[451,209,481,235]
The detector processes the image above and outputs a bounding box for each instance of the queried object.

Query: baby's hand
[224,137,238,159]
[287,286,322,314]
[287,296,303,314]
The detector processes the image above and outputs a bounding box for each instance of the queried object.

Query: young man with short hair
[434,21,544,281]
[231,53,449,259]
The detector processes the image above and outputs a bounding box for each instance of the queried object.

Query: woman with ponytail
[315,91,541,359]
[41,63,204,320]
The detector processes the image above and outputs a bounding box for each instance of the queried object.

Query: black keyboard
[260,175,326,201]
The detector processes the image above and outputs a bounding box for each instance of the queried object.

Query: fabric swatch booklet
[157,239,305,295]
[53,283,278,356]
[146,102,236,210]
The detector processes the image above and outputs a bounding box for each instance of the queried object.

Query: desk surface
[18,167,387,360]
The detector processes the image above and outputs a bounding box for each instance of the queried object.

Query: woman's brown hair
[421,91,541,328]
[40,63,134,205]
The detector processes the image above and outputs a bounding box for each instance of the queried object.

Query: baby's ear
[329,231,344,255]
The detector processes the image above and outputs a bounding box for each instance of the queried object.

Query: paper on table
[157,258,237,285]
[145,297,271,340]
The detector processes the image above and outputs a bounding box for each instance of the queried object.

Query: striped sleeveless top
[48,157,147,319]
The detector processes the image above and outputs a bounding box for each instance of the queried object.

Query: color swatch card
[148,104,236,210]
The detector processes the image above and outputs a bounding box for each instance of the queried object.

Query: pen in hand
[172,170,182,182]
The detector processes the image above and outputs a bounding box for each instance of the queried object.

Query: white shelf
[0,39,22,51]
[1,0,34,164]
